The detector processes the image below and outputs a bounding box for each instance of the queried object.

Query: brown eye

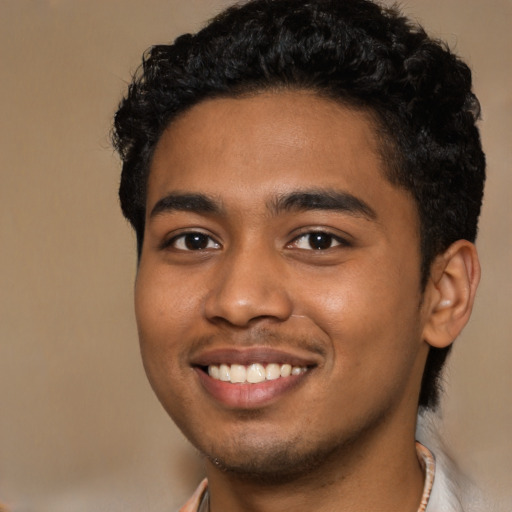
[308,233,336,250]
[171,232,220,251]
[292,232,345,250]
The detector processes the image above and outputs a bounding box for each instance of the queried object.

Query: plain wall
[0,1,510,510]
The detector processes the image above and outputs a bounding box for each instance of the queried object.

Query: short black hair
[112,0,485,409]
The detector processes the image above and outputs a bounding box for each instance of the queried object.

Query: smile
[192,347,319,407]
[208,363,308,384]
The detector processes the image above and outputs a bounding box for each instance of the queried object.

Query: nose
[204,245,293,327]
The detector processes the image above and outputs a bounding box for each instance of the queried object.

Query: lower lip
[195,368,310,409]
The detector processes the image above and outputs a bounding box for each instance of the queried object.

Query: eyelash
[287,231,351,251]
[162,232,221,251]
[162,230,350,252]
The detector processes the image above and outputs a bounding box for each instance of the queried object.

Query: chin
[200,432,352,485]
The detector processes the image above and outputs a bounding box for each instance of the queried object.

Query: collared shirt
[179,442,436,512]
[417,442,436,511]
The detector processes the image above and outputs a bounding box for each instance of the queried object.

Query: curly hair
[112,0,485,409]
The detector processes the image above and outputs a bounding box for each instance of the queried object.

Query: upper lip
[190,347,322,368]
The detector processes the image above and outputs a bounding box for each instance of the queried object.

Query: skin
[135,91,479,512]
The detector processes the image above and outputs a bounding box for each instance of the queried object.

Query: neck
[204,417,425,512]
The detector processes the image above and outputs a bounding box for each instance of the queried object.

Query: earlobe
[422,240,481,349]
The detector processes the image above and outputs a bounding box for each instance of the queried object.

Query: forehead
[147,90,414,225]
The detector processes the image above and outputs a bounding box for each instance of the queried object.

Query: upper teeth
[208,363,307,384]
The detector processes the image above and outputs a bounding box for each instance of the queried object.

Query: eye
[167,232,221,251]
[290,232,347,250]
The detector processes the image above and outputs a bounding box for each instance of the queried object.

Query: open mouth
[193,351,317,407]
[205,363,308,384]
[192,348,319,407]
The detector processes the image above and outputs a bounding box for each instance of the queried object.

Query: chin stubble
[201,431,361,486]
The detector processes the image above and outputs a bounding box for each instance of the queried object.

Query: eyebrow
[269,189,377,220]
[149,189,376,221]
[150,193,222,218]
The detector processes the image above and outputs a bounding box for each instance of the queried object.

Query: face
[136,91,431,479]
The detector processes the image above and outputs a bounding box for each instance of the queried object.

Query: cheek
[134,265,190,377]
[296,260,423,365]
[135,263,202,338]
[133,267,195,415]
[300,268,423,423]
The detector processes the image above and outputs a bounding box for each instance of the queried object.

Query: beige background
[0,1,510,511]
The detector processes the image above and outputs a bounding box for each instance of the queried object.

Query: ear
[422,240,481,349]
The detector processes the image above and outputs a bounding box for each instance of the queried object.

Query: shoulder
[416,411,500,512]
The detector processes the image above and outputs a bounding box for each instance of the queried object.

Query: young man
[112,0,486,510]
